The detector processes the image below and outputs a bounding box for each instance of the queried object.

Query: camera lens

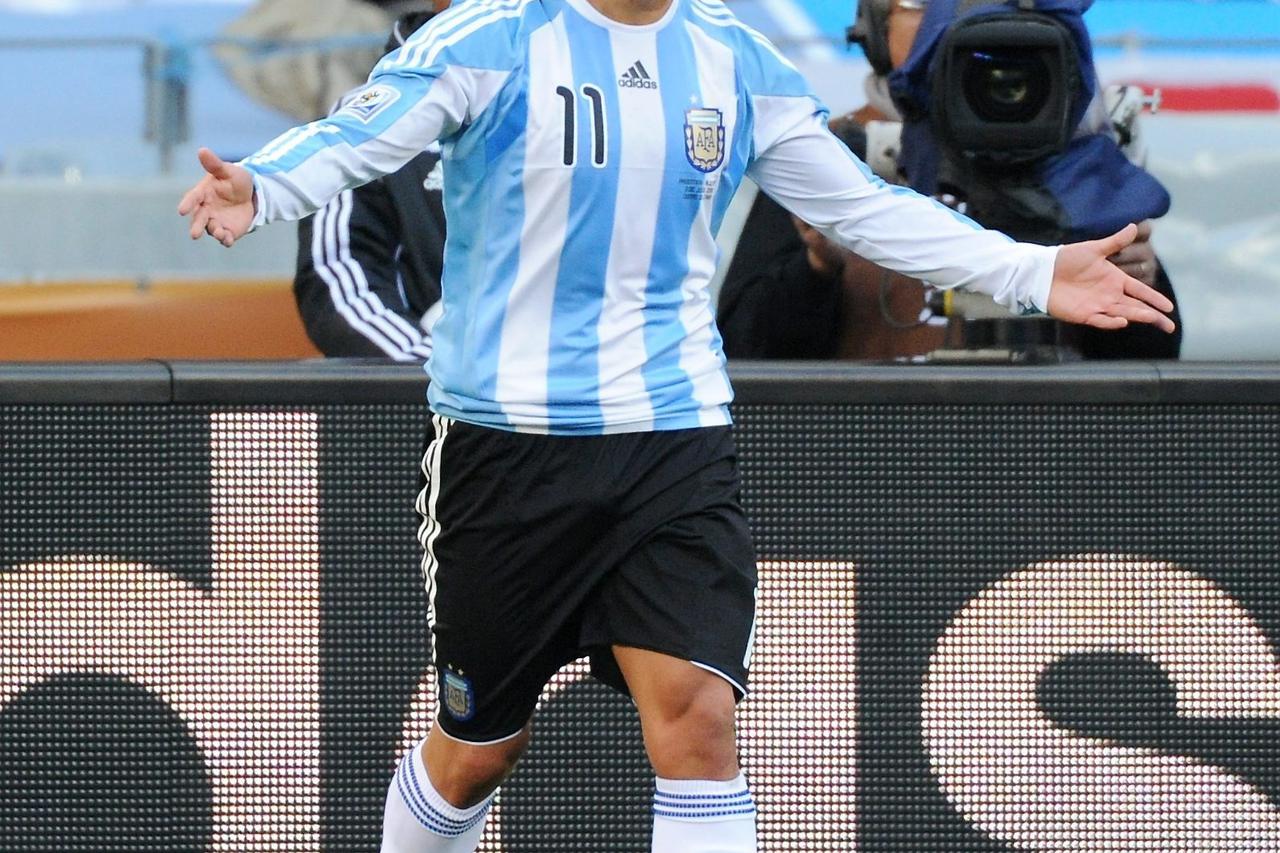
[961,49,1051,122]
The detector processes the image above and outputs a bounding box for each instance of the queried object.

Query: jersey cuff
[244,170,268,232]
[1027,244,1059,314]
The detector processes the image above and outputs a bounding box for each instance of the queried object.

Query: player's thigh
[613,645,737,730]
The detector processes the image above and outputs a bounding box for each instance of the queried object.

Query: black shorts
[416,416,757,744]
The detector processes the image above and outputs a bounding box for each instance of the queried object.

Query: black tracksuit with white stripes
[293,149,445,361]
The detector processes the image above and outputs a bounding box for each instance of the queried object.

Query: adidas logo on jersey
[618,60,658,89]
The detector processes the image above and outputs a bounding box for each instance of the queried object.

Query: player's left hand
[1047,223,1176,333]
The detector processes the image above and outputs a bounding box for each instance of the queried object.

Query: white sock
[380,740,492,853]
[652,774,757,852]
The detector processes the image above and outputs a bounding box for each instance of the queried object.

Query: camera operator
[885,0,1181,358]
[717,0,1179,361]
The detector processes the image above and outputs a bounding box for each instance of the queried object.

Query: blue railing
[0,21,1275,175]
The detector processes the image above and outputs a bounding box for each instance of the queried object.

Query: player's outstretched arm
[747,108,1179,331]
[177,148,255,248]
[1047,224,1176,332]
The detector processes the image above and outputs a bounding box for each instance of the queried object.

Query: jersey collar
[562,0,681,33]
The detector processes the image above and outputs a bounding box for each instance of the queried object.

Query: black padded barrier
[1,361,1278,852]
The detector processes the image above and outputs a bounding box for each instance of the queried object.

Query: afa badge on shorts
[685,107,726,173]
[442,669,475,721]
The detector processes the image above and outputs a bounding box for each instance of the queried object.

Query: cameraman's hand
[1047,223,1176,333]
[177,148,256,248]
[1107,219,1158,287]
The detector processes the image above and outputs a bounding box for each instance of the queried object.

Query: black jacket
[294,149,446,360]
[716,192,845,359]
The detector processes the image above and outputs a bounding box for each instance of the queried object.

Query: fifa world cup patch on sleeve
[341,84,402,124]
[442,668,476,721]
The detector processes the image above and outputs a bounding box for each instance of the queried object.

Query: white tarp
[213,0,392,122]
[0,0,253,9]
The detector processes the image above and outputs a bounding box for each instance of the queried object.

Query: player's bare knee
[426,727,529,808]
[642,685,737,776]
[652,675,735,731]
[433,748,521,807]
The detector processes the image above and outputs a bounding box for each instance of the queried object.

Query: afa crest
[442,669,475,721]
[684,107,726,173]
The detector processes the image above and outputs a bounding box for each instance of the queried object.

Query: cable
[877,270,929,330]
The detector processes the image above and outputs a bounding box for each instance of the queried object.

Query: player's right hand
[177,148,256,248]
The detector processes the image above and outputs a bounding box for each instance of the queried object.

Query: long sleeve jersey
[242,0,1058,434]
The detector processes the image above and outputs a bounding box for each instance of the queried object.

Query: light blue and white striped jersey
[242,0,1057,434]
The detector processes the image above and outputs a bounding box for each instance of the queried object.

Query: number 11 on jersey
[556,85,607,168]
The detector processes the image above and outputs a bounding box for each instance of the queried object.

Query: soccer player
[178,0,1176,849]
